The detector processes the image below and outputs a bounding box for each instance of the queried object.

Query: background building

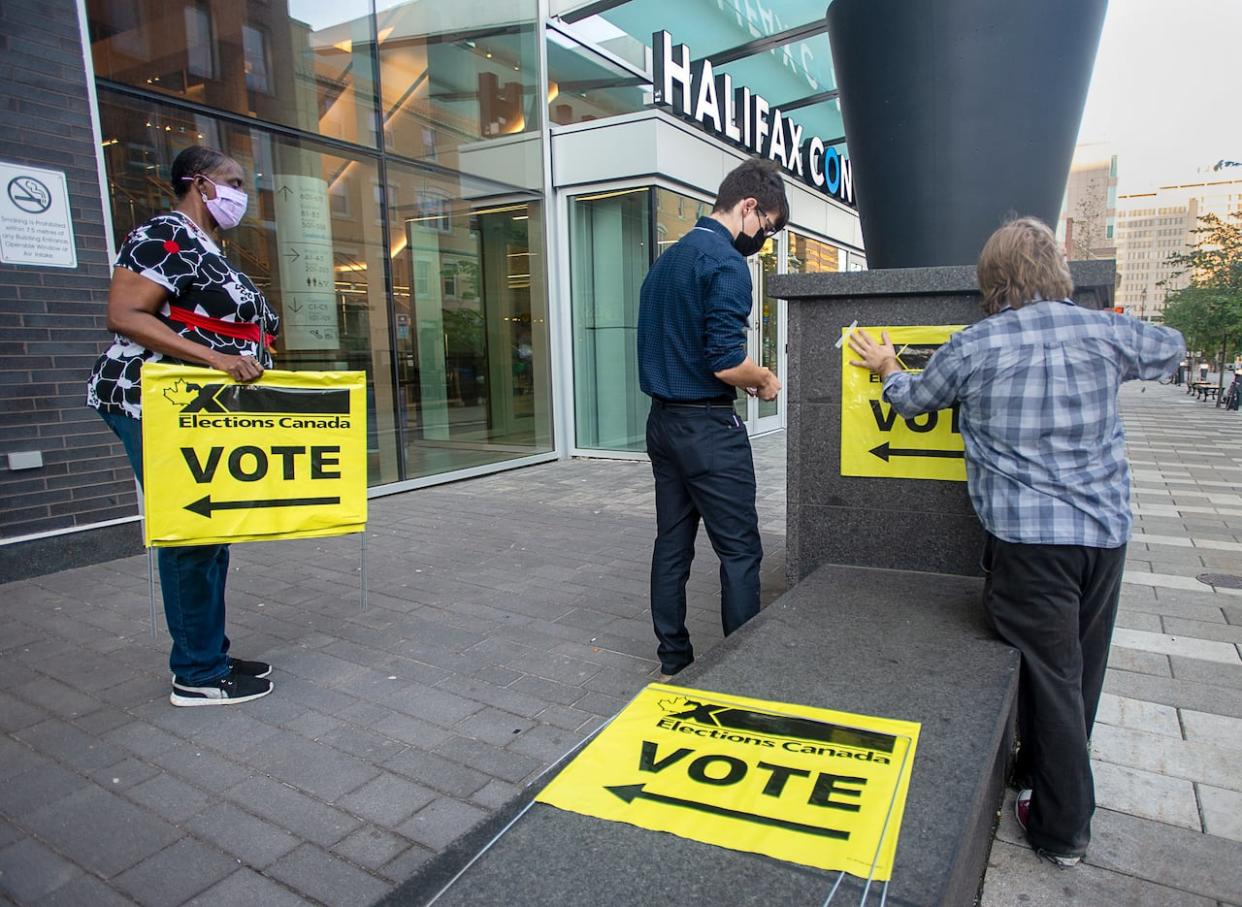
[1115,163,1242,320]
[1056,145,1117,260]
[0,0,862,566]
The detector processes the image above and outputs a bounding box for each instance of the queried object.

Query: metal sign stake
[360,530,368,611]
[146,547,157,639]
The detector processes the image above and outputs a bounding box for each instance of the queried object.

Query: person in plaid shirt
[849,217,1184,867]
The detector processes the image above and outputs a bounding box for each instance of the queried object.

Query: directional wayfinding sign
[140,363,367,546]
[537,684,920,881]
[841,325,968,481]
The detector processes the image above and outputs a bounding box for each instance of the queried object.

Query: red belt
[167,305,272,348]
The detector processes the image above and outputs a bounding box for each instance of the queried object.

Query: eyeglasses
[755,206,781,238]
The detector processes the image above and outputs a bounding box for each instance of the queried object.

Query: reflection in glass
[97,90,400,483]
[654,187,711,257]
[88,0,379,147]
[757,241,779,419]
[788,232,841,275]
[570,188,651,452]
[547,31,649,127]
[387,162,553,477]
[376,0,541,184]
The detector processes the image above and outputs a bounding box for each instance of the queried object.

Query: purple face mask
[183,176,248,230]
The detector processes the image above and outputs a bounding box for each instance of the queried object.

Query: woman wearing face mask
[87,145,279,707]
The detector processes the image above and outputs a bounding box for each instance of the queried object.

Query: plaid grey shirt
[883,300,1185,547]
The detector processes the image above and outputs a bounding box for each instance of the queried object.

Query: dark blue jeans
[647,401,762,674]
[99,410,231,684]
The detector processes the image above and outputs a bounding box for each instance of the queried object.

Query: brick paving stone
[0,690,49,733]
[267,843,389,906]
[1197,783,1242,843]
[469,778,522,811]
[0,837,82,903]
[184,868,308,907]
[248,734,381,802]
[335,773,437,829]
[330,825,410,870]
[452,707,536,747]
[1091,760,1202,829]
[506,722,587,764]
[224,777,360,848]
[183,801,299,869]
[24,786,180,879]
[146,741,254,794]
[125,772,214,824]
[91,757,162,793]
[112,837,238,907]
[434,736,543,784]
[531,703,595,732]
[1105,669,1242,720]
[15,717,128,771]
[432,675,550,719]
[382,749,491,799]
[396,798,489,852]
[31,873,140,907]
[0,760,90,820]
[101,721,185,760]
[315,723,407,763]
[1169,654,1242,690]
[368,710,454,751]
[378,843,436,883]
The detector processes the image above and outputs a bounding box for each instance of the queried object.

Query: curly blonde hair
[976,217,1073,315]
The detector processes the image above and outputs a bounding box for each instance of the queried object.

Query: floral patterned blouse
[86,212,279,418]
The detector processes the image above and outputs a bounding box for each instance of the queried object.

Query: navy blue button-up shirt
[638,217,750,400]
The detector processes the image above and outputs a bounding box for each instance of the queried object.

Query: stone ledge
[770,260,1116,304]
[379,563,1019,907]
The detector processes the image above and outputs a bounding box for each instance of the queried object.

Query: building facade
[0,0,861,559]
[1056,147,1117,261]
[1115,169,1242,321]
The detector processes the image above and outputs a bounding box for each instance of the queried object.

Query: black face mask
[733,223,766,257]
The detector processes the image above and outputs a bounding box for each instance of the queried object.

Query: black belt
[652,396,737,410]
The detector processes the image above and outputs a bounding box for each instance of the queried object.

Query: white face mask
[183,176,248,230]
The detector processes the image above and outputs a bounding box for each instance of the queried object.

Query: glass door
[736,237,783,434]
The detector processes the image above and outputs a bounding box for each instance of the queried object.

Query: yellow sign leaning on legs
[841,324,968,481]
[140,363,367,546]
[536,684,920,881]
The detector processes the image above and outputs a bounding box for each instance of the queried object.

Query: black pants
[647,401,762,674]
[982,534,1125,857]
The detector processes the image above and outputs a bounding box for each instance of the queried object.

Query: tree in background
[1159,211,1242,388]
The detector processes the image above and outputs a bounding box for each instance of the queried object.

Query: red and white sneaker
[1014,789,1082,868]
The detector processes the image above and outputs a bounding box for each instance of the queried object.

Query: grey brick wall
[0,0,137,544]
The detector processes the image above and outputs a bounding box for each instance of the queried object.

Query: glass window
[88,0,379,148]
[787,232,841,275]
[375,0,542,184]
[569,188,651,452]
[386,160,554,477]
[547,31,650,127]
[97,89,400,484]
[654,187,711,258]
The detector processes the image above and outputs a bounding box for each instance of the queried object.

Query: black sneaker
[228,656,272,678]
[170,670,273,707]
[170,657,271,682]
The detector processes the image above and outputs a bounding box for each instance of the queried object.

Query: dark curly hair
[170,145,232,198]
[713,158,790,230]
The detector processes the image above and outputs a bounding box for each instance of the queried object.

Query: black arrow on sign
[284,247,301,263]
[605,784,848,840]
[185,495,340,518]
[277,185,292,200]
[869,442,964,463]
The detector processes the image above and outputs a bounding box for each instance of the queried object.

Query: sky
[1075,0,1242,194]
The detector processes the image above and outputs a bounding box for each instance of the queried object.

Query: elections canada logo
[656,694,894,764]
[163,378,352,429]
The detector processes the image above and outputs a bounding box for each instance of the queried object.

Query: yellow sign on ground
[537,684,920,881]
[841,324,968,481]
[140,363,367,546]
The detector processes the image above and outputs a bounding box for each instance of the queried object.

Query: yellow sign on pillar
[536,684,920,881]
[841,325,968,481]
[140,363,367,546]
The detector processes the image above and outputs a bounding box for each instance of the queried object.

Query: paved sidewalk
[0,437,786,906]
[3,384,1241,906]
[982,382,1242,906]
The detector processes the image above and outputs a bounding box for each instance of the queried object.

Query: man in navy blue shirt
[637,158,789,678]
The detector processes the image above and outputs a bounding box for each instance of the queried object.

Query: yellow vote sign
[140,363,367,546]
[841,324,968,481]
[537,684,920,881]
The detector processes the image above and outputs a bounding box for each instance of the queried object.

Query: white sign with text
[0,161,77,269]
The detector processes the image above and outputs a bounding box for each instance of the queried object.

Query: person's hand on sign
[848,329,902,380]
[208,351,264,383]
